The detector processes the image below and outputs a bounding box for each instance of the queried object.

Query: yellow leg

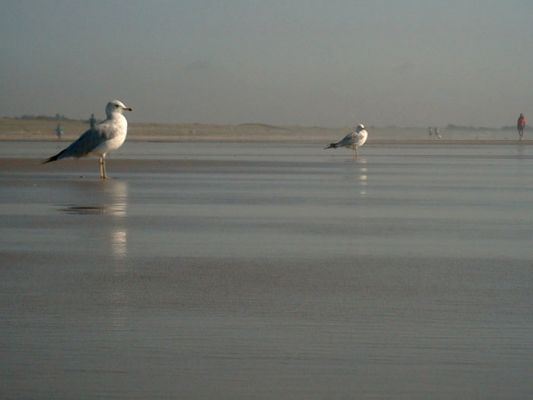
[99,156,107,179]
[102,158,107,179]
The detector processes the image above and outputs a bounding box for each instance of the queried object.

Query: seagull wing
[43,124,112,163]
[335,132,355,148]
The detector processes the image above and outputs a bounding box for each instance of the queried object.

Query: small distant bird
[44,100,132,179]
[325,124,368,159]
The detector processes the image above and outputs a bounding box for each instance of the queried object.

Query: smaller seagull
[325,123,368,159]
[44,100,132,179]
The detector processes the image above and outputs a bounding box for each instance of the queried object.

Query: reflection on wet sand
[3,143,533,399]
[58,180,129,327]
[516,142,527,158]
[357,158,369,196]
[111,229,128,260]
[344,157,369,196]
[60,180,128,218]
[58,179,129,259]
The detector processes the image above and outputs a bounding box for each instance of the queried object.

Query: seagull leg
[99,156,107,179]
[102,158,107,179]
[102,155,107,179]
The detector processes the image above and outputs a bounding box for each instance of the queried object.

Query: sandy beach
[5,1,533,398]
[2,141,533,399]
[1,117,531,144]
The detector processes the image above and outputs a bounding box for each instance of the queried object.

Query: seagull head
[355,124,365,132]
[106,99,133,117]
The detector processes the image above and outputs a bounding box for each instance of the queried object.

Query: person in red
[517,113,527,140]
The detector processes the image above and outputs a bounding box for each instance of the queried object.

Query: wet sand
[1,142,533,399]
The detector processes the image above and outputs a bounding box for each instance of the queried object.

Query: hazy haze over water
[1,1,533,127]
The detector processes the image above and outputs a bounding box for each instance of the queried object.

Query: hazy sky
[2,0,533,127]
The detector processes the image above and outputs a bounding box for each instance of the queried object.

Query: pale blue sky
[1,0,533,127]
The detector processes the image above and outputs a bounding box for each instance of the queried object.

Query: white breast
[356,130,368,147]
[93,114,128,156]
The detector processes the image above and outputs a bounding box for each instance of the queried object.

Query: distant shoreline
[1,137,531,145]
[0,117,530,144]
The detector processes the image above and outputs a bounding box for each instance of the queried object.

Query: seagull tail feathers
[324,143,337,150]
[42,149,66,164]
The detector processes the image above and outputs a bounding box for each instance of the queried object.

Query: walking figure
[517,113,527,140]
[89,113,97,130]
[55,123,63,140]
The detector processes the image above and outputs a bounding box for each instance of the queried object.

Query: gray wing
[44,124,112,162]
[335,132,355,148]
[59,127,109,158]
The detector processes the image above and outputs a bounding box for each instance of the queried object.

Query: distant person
[517,113,527,140]
[89,113,97,130]
[434,127,441,139]
[428,127,433,137]
[55,123,63,140]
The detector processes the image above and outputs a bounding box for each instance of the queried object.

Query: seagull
[325,123,368,159]
[44,100,132,179]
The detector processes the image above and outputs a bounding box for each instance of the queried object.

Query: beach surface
[1,140,533,399]
[1,117,531,143]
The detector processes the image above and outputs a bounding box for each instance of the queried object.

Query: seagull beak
[124,107,133,111]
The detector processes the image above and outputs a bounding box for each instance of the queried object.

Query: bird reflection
[357,158,368,196]
[345,157,369,197]
[58,180,130,328]
[61,180,128,218]
[111,229,128,260]
[60,179,129,259]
